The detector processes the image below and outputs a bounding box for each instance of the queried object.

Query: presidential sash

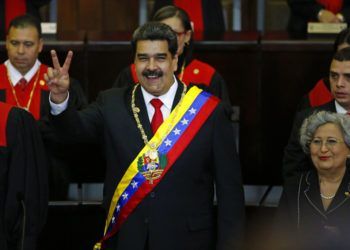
[94,86,219,249]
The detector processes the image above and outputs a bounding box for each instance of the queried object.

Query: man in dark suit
[45,22,244,250]
[0,102,48,250]
[283,47,350,179]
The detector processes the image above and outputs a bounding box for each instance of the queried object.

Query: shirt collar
[5,59,41,86]
[335,100,348,114]
[141,75,178,110]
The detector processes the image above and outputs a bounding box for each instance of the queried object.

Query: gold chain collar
[6,65,41,111]
[131,82,187,149]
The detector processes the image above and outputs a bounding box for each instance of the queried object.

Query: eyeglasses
[173,30,186,37]
[310,138,345,149]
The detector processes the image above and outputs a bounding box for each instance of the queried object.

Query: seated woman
[274,111,350,249]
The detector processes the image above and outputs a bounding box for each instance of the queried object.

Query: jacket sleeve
[5,108,48,250]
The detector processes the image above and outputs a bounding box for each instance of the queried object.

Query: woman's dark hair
[152,5,192,32]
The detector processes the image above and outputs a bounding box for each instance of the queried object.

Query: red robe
[0,64,49,120]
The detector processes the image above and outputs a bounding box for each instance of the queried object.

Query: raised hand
[44,50,73,103]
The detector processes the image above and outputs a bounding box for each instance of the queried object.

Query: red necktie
[17,78,27,91]
[150,98,163,133]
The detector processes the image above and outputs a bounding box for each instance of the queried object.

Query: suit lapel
[303,170,327,218]
[326,168,350,214]
[171,79,184,111]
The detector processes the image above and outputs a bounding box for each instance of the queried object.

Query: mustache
[142,69,163,78]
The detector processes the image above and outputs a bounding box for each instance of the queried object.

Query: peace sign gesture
[45,50,73,104]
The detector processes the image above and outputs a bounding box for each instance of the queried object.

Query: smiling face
[134,40,178,96]
[6,26,43,75]
[310,123,350,174]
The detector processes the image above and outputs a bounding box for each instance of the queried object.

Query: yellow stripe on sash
[104,86,202,233]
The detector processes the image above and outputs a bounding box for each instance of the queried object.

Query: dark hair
[334,28,350,52]
[333,47,350,61]
[8,14,42,38]
[131,22,178,57]
[152,5,192,32]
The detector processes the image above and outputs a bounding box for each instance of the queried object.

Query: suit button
[150,192,155,198]
[144,218,149,224]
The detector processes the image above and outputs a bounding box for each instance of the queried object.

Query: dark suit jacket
[287,0,350,37]
[283,100,336,179]
[273,168,350,250]
[51,83,245,250]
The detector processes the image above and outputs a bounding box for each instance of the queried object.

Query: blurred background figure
[0,101,48,250]
[0,0,52,40]
[287,0,350,37]
[152,0,225,40]
[275,111,350,249]
[298,27,350,110]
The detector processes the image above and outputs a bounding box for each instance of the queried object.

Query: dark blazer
[51,83,245,250]
[274,168,350,249]
[283,100,336,179]
[287,0,350,37]
[0,104,48,250]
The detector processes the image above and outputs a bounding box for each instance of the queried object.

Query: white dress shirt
[5,59,41,85]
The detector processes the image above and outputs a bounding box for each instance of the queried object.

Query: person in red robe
[152,0,225,40]
[298,27,350,110]
[287,0,350,37]
[1,14,88,200]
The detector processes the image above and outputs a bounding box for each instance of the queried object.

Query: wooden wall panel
[104,0,139,31]
[57,0,139,39]
[57,0,79,32]
[79,0,103,30]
